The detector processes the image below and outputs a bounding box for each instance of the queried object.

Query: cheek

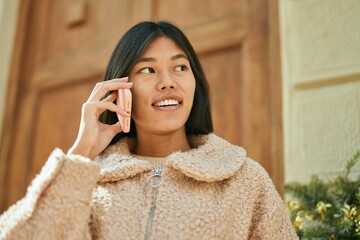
[130,85,149,116]
[131,91,142,114]
[187,78,196,102]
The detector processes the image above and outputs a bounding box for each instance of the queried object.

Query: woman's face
[128,36,196,135]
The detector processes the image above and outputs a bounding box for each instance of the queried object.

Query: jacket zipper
[145,167,163,240]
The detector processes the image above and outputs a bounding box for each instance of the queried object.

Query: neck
[133,128,191,157]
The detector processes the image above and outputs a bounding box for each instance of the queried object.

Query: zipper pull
[147,167,163,188]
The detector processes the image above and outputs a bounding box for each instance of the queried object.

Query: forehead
[141,36,186,57]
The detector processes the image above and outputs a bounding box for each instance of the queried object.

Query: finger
[88,78,133,102]
[93,101,130,117]
[83,101,129,118]
[89,82,133,102]
[103,77,129,84]
[92,77,129,92]
[102,91,117,103]
[109,121,123,134]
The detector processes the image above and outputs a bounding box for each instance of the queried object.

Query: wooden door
[0,0,282,212]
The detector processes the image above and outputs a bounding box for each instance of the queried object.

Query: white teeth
[155,99,179,107]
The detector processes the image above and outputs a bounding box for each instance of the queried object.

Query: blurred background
[0,0,359,213]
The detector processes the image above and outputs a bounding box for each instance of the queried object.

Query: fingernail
[121,109,130,116]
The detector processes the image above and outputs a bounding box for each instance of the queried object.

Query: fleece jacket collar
[94,133,246,183]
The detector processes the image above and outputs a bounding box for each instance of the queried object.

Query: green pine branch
[286,149,360,239]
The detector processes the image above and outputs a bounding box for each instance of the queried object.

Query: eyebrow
[170,53,188,61]
[136,53,188,63]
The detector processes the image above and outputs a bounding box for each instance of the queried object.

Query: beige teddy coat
[0,134,298,239]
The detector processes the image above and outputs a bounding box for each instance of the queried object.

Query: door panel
[156,0,245,28]
[30,80,97,182]
[200,46,243,145]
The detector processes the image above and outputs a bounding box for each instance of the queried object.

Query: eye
[140,67,155,74]
[174,65,188,72]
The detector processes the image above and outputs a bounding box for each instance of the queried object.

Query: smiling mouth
[152,99,182,107]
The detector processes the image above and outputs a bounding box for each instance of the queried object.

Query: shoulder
[234,156,278,192]
[240,157,273,181]
[191,133,271,184]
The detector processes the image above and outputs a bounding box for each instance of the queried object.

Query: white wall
[280,0,360,183]
[0,0,20,138]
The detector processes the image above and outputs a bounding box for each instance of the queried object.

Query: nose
[157,71,177,90]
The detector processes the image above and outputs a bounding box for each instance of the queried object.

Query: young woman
[0,21,297,239]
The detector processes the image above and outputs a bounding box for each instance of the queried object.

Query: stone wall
[280,0,360,182]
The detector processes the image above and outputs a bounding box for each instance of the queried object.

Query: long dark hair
[100,21,213,145]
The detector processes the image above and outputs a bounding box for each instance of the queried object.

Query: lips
[155,99,179,107]
[152,95,183,108]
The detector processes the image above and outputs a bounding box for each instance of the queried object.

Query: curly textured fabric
[0,149,99,239]
[0,134,298,240]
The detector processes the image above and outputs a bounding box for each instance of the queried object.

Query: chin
[133,114,189,135]
[151,124,187,135]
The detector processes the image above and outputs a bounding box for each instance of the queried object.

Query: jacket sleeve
[0,148,100,240]
[248,160,299,240]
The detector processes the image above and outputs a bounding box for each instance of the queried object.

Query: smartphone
[116,88,132,133]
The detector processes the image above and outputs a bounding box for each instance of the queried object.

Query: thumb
[110,121,123,134]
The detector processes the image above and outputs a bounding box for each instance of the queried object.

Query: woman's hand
[67,77,133,159]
